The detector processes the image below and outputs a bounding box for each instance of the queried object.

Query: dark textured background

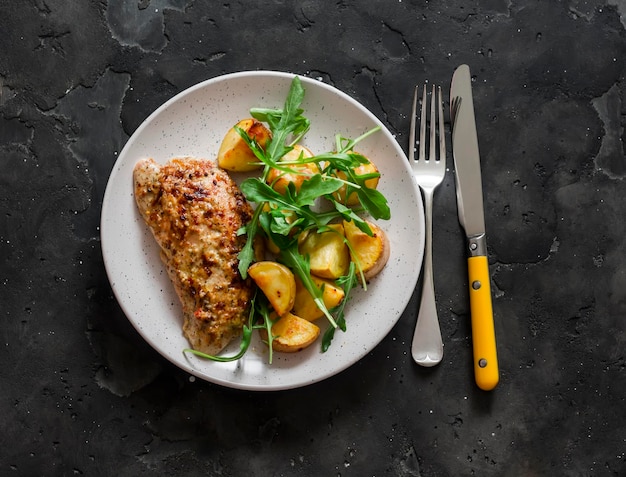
[1,1,625,475]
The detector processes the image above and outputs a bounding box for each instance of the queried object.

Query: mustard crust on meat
[133,157,254,355]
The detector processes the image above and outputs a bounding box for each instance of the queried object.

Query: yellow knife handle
[467,255,499,391]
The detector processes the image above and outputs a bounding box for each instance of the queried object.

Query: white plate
[101,71,424,391]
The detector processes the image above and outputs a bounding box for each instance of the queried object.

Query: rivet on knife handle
[467,253,499,390]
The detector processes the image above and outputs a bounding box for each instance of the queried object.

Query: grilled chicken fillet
[133,157,254,355]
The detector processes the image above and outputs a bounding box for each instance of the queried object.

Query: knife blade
[450,64,499,391]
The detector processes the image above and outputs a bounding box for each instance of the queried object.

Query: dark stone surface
[1,1,625,475]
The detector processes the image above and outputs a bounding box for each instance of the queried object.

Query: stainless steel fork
[409,84,445,367]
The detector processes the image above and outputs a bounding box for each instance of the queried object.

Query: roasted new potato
[333,156,380,206]
[298,224,350,279]
[248,261,296,316]
[217,118,271,172]
[266,145,317,194]
[260,311,321,353]
[292,275,345,321]
[343,219,390,280]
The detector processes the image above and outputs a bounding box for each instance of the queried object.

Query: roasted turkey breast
[133,157,254,356]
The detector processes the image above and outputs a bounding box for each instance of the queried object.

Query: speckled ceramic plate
[101,71,424,391]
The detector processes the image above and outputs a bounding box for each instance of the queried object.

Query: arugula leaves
[322,262,357,351]
[191,76,391,363]
[238,75,390,340]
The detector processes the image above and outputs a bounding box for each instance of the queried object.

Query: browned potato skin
[333,156,380,206]
[343,219,390,280]
[248,261,296,316]
[217,118,271,172]
[266,145,317,195]
[259,312,321,352]
[298,224,350,279]
[292,275,345,321]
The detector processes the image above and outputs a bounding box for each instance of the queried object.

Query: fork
[409,84,445,367]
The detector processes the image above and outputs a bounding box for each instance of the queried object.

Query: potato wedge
[217,118,271,172]
[298,224,350,279]
[266,145,317,194]
[248,261,296,315]
[343,219,390,280]
[333,157,380,206]
[292,275,345,321]
[260,311,320,353]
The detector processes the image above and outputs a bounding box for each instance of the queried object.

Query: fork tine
[419,85,427,162]
[409,86,419,162]
[429,85,436,161]
[438,86,445,162]
[410,84,446,165]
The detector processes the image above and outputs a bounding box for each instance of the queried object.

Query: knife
[450,64,499,391]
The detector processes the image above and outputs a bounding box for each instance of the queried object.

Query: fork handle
[467,255,499,391]
[411,191,443,366]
